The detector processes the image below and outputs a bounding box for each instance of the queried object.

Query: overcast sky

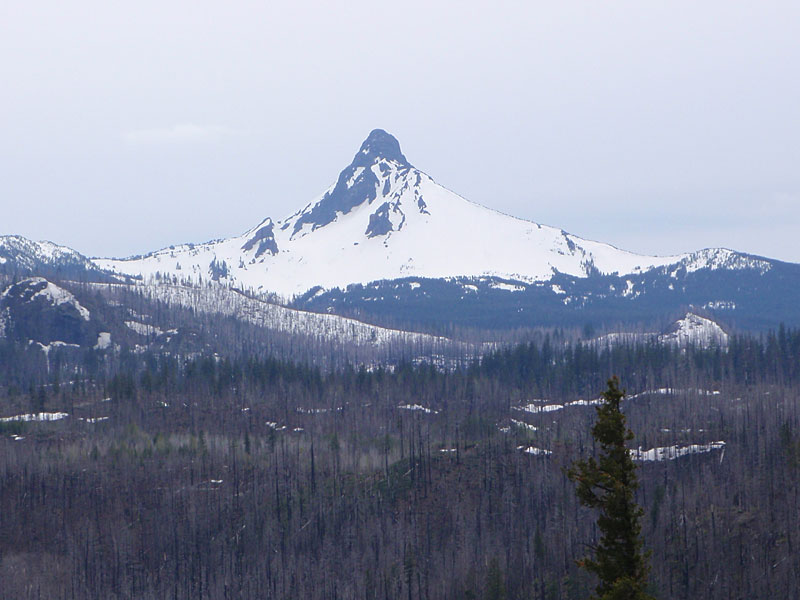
[2,1,799,262]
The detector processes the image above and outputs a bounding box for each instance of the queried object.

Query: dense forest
[1,330,800,598]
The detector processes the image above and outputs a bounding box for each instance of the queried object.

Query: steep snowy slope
[95,130,689,298]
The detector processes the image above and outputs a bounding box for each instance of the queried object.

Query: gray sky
[2,1,799,262]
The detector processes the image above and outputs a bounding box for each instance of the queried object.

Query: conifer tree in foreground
[568,376,655,600]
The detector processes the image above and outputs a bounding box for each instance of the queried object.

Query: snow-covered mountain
[0,235,114,282]
[95,129,706,298]
[2,129,793,333]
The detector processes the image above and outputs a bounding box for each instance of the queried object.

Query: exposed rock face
[242,219,279,258]
[290,129,410,237]
[0,278,95,346]
[365,203,395,238]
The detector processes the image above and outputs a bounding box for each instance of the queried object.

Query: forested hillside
[2,331,799,599]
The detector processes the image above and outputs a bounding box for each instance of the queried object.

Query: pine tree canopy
[568,376,655,600]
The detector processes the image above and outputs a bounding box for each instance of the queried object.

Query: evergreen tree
[568,376,654,600]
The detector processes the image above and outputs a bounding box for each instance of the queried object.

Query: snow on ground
[489,281,526,292]
[626,388,721,400]
[593,313,728,350]
[31,340,81,356]
[510,419,538,431]
[0,412,69,422]
[296,407,342,414]
[398,404,438,414]
[125,320,164,337]
[94,332,112,349]
[30,279,90,320]
[660,313,728,348]
[518,446,552,456]
[631,441,725,462]
[515,403,565,414]
[92,282,476,354]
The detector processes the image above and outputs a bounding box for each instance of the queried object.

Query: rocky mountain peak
[354,129,409,167]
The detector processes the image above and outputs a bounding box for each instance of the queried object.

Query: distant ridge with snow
[2,129,797,332]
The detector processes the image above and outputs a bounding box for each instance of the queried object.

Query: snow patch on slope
[660,313,728,348]
[92,282,477,354]
[30,279,91,320]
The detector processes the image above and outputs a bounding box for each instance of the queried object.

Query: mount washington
[88,129,798,331]
[2,129,798,333]
[97,130,761,297]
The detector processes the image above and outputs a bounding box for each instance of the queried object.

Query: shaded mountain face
[0,278,96,347]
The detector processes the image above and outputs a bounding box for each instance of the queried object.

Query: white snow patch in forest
[517,446,552,456]
[627,388,721,400]
[0,412,69,422]
[704,300,736,310]
[31,340,81,356]
[565,399,604,407]
[515,403,564,414]
[296,406,342,414]
[94,332,112,349]
[631,441,725,462]
[398,404,438,414]
[80,416,109,423]
[125,320,164,336]
[511,419,538,431]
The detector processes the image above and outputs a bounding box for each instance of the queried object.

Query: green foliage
[568,377,654,600]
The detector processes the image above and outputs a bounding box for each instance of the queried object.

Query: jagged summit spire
[354,129,409,167]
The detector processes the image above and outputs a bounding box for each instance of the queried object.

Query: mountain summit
[286,129,411,237]
[356,129,409,167]
[94,130,770,300]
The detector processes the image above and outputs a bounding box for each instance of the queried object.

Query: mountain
[94,129,699,297]
[70,129,800,332]
[0,236,115,282]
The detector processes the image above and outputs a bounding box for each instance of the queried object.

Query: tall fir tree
[568,376,655,600]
